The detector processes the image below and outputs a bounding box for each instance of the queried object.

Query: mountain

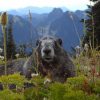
[74,10,85,19]
[0,8,84,52]
[7,7,68,15]
[0,14,38,46]
[12,15,39,46]
[8,10,21,15]
[49,11,83,51]
[36,8,63,28]
[45,8,63,24]
[33,9,84,51]
[23,13,48,27]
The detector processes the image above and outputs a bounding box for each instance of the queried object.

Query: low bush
[0,73,99,100]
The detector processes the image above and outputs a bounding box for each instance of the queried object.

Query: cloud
[0,0,90,11]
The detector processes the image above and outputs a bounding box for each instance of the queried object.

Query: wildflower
[84,43,89,52]
[15,53,20,58]
[0,55,4,60]
[96,72,100,77]
[31,73,39,77]
[44,78,51,84]
[0,12,8,26]
[0,48,3,53]
[75,45,81,57]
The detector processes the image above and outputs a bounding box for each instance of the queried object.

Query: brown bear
[23,36,76,83]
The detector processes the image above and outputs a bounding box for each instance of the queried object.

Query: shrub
[48,82,66,100]
[0,73,26,89]
[67,75,88,90]
[63,90,97,100]
[0,73,99,100]
[0,89,24,100]
[24,75,49,100]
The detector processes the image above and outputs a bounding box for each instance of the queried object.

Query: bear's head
[36,36,63,63]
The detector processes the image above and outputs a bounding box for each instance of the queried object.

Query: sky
[0,0,90,11]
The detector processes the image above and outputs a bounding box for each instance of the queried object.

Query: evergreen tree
[7,20,16,59]
[0,32,3,48]
[92,0,100,49]
[83,0,100,50]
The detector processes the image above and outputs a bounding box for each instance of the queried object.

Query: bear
[23,36,76,83]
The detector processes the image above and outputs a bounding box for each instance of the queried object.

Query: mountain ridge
[0,8,84,52]
[5,6,68,15]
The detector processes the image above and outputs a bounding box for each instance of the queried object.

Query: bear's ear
[57,38,62,46]
[36,39,40,46]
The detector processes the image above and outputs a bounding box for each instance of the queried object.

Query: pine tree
[7,20,16,60]
[92,0,100,49]
[83,0,100,50]
[0,32,3,48]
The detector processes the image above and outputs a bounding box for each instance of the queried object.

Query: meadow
[0,49,100,100]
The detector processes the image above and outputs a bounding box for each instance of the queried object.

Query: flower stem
[3,26,7,75]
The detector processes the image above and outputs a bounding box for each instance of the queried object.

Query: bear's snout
[41,45,55,62]
[43,48,51,55]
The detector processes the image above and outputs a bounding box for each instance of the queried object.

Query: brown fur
[36,48,75,82]
[23,37,76,82]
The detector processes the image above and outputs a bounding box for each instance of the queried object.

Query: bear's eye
[36,40,40,46]
[57,38,62,46]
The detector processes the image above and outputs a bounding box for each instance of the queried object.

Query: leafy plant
[63,90,97,100]
[48,82,66,100]
[0,89,24,100]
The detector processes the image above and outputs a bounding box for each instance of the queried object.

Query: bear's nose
[43,49,51,55]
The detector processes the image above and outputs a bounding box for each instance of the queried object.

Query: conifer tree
[0,32,3,48]
[7,20,16,59]
[92,0,100,49]
[83,0,100,50]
